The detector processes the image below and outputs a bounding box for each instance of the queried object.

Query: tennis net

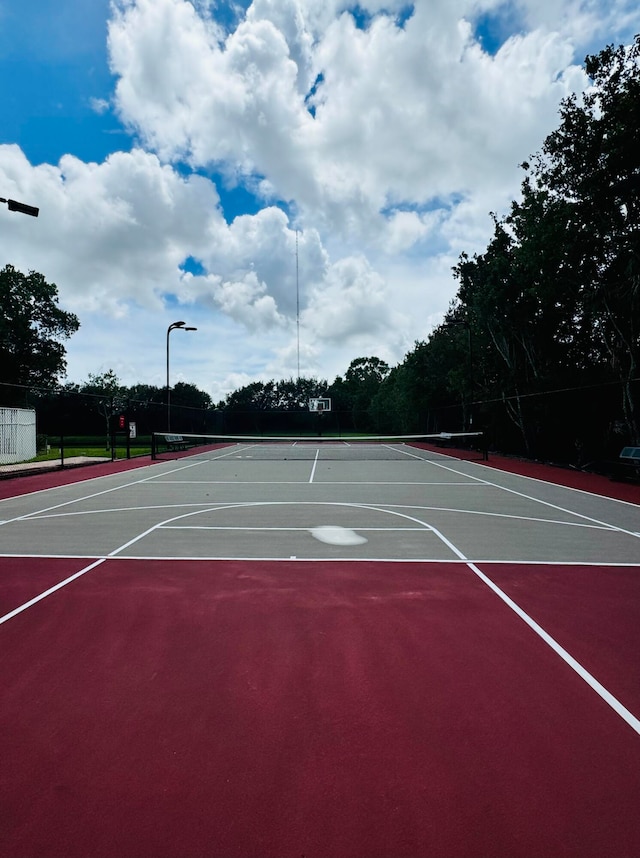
[151,431,488,462]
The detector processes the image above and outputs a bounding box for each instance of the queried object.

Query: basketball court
[1,437,639,857]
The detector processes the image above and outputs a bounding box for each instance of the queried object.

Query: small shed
[0,406,37,464]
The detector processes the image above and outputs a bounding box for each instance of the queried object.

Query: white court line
[422,518,640,737]
[98,501,443,558]
[147,480,481,486]
[371,503,622,532]
[20,502,223,519]
[0,487,212,623]
[309,450,320,484]
[0,558,106,626]
[0,472,209,622]
[0,466,150,506]
[156,512,614,533]
[467,559,640,736]
[429,460,640,541]
[0,452,235,512]
[159,525,426,532]
[463,458,640,508]
[18,500,621,536]
[3,490,640,737]
[0,459,207,527]
[139,499,640,736]
[2,551,639,567]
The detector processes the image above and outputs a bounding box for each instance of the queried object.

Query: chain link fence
[0,382,220,470]
[1,376,637,473]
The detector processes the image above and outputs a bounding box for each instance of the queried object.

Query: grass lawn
[28,444,151,463]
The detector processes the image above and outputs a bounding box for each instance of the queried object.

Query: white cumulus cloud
[2,0,638,400]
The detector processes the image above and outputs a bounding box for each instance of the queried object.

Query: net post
[151,432,157,461]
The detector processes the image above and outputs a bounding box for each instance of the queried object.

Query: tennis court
[1,438,639,857]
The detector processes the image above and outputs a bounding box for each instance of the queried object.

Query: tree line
[2,37,639,463]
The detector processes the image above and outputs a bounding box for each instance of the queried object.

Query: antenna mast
[296,228,300,380]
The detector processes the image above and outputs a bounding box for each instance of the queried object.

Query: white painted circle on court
[310,525,368,546]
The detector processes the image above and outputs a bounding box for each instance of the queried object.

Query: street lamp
[166,320,197,430]
[0,197,39,217]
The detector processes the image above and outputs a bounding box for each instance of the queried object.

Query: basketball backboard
[309,397,332,412]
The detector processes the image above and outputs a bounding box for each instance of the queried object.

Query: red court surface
[0,457,153,501]
[487,563,640,718]
[1,451,639,857]
[2,557,640,858]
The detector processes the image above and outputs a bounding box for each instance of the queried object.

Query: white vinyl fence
[0,407,37,464]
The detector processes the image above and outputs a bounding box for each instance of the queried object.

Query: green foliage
[446,35,640,451]
[537,35,640,441]
[127,383,165,405]
[221,377,329,411]
[82,369,126,400]
[0,264,79,388]
[328,357,390,430]
[77,369,127,447]
[171,382,212,411]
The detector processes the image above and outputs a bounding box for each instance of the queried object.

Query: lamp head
[1,197,39,217]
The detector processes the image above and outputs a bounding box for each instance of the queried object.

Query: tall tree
[532,35,640,442]
[0,265,79,390]
[452,201,580,453]
[452,35,640,452]
[329,357,391,431]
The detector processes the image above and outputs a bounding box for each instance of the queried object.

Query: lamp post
[0,197,39,217]
[166,321,197,430]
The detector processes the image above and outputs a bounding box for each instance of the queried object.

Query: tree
[344,356,391,387]
[222,381,276,412]
[451,33,640,454]
[127,383,164,405]
[80,370,127,448]
[220,378,328,411]
[0,265,79,390]
[329,357,391,431]
[532,35,640,442]
[171,382,212,411]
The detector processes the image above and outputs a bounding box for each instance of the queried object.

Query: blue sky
[1,0,639,400]
[0,1,119,163]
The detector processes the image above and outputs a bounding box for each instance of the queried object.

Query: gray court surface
[1,443,639,565]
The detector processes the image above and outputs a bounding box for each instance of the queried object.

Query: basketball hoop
[309,397,332,413]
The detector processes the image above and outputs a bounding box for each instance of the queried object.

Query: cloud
[89,97,111,115]
[107,0,592,247]
[186,270,287,331]
[304,254,406,347]
[3,0,639,400]
[0,145,225,313]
